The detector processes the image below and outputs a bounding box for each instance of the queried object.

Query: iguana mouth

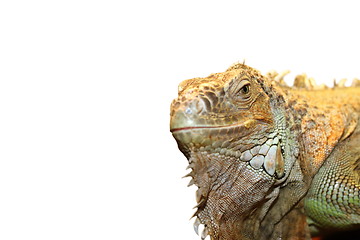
[171,118,259,137]
[170,126,219,133]
[170,123,246,133]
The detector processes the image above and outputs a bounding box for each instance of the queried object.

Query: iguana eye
[239,84,250,94]
[236,79,251,98]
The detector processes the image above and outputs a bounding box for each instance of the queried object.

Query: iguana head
[170,63,287,239]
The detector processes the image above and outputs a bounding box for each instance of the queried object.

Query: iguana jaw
[171,119,284,178]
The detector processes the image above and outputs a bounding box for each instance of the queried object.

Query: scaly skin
[169,63,360,240]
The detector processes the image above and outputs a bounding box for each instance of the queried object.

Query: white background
[0,1,359,239]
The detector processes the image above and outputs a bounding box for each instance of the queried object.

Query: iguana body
[169,63,360,240]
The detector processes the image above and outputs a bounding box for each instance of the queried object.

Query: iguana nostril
[184,99,206,115]
[185,107,193,115]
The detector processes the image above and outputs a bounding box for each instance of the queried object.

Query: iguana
[169,63,360,240]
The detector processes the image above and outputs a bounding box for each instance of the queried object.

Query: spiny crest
[352,78,360,87]
[226,62,263,77]
[266,69,360,90]
[333,78,360,88]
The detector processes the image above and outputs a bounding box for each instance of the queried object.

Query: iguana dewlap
[170,63,360,240]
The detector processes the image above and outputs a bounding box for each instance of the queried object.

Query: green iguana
[169,63,360,240]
